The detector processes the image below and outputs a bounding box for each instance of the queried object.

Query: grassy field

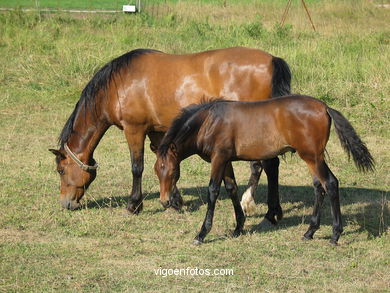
[0,0,389,291]
[0,0,323,10]
[0,0,122,10]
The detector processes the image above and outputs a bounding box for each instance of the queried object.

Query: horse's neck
[67,110,109,161]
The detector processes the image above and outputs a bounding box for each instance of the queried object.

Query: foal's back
[198,96,331,160]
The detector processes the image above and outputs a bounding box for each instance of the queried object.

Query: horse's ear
[169,143,177,157]
[150,143,157,154]
[49,149,65,159]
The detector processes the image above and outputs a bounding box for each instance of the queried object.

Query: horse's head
[49,145,97,210]
[154,144,180,209]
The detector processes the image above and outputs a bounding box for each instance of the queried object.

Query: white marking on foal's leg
[240,187,256,216]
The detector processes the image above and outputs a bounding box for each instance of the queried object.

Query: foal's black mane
[58,48,160,148]
[158,99,230,157]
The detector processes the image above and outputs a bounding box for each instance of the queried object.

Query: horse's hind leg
[148,132,183,210]
[304,158,343,244]
[262,157,283,224]
[194,156,227,245]
[124,126,146,214]
[240,161,263,216]
[303,177,325,240]
[224,162,245,237]
[324,165,342,245]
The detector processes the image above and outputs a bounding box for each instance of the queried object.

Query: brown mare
[154,96,374,245]
[49,47,291,221]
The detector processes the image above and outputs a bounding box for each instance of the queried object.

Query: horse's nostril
[67,201,71,210]
[161,200,170,209]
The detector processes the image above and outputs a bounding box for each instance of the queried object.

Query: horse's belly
[235,136,290,160]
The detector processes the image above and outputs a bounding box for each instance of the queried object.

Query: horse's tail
[327,107,374,172]
[271,56,292,97]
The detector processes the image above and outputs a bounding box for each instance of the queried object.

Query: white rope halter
[64,143,98,171]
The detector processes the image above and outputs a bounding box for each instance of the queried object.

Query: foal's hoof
[126,201,143,215]
[193,238,203,245]
[329,239,339,246]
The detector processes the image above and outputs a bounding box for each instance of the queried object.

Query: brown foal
[154,96,374,245]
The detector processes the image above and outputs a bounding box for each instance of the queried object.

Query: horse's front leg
[124,126,146,214]
[193,156,226,245]
[262,157,283,224]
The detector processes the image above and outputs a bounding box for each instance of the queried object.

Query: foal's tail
[327,107,374,172]
[271,56,292,97]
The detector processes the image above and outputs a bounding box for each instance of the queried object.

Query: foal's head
[154,144,180,208]
[49,148,97,210]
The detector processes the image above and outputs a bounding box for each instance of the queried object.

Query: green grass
[1,0,123,10]
[0,0,389,291]
[0,0,325,10]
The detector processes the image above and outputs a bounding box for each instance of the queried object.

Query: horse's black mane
[158,98,230,157]
[58,48,160,148]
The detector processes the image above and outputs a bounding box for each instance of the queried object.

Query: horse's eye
[57,169,64,175]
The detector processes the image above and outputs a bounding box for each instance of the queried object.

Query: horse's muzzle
[60,199,81,210]
[160,200,170,209]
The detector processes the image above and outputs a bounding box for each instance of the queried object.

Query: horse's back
[114,47,274,131]
[131,47,274,101]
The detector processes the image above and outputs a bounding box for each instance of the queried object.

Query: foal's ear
[169,144,178,157]
[49,149,65,160]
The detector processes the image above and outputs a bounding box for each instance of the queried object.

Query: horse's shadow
[184,185,388,239]
[85,185,388,239]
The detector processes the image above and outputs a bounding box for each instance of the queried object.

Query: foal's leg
[224,162,245,237]
[124,126,146,214]
[240,161,263,216]
[324,165,343,245]
[262,157,283,224]
[304,159,343,244]
[149,132,183,210]
[193,156,227,245]
[303,177,326,240]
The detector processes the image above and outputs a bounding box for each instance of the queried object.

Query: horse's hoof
[193,238,203,245]
[302,235,313,241]
[126,201,143,215]
[259,217,276,229]
[170,198,184,211]
[276,209,283,221]
[232,229,243,238]
[329,239,339,246]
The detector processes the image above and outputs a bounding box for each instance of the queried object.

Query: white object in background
[123,5,136,13]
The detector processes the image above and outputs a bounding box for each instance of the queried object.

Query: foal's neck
[175,138,198,162]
